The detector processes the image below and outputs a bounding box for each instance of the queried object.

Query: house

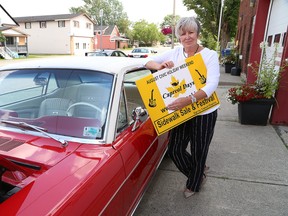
[235,0,288,124]
[14,13,95,56]
[94,25,129,50]
[0,26,29,57]
[0,4,28,59]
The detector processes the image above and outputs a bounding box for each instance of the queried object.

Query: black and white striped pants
[167,110,218,192]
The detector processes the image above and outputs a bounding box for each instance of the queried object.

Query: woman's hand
[167,96,191,111]
[160,61,174,69]
[146,60,174,70]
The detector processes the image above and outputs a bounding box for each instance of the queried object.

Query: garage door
[265,0,288,63]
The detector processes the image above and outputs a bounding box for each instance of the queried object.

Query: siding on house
[14,13,95,55]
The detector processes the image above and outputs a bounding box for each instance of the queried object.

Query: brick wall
[235,0,257,75]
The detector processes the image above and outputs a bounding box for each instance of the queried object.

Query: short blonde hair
[175,17,201,39]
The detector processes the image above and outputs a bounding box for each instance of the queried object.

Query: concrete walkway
[135,66,288,216]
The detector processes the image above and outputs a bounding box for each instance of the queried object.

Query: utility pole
[216,0,224,53]
[100,9,103,50]
[171,0,176,49]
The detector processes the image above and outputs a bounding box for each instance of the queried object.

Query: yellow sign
[136,54,220,135]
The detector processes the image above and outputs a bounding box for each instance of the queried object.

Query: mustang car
[0,57,169,215]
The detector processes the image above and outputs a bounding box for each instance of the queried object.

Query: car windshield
[88,52,107,56]
[132,48,149,53]
[0,69,113,140]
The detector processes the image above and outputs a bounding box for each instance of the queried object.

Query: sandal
[183,188,195,198]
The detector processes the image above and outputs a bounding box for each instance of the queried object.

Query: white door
[265,0,288,67]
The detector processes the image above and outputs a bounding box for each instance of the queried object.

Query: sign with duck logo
[136,54,220,135]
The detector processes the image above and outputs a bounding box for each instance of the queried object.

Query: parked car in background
[0,57,169,215]
[128,47,157,58]
[85,49,127,57]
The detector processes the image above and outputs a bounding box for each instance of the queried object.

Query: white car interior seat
[38,98,72,117]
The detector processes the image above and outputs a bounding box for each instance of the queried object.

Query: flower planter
[231,66,241,76]
[224,63,235,73]
[238,98,275,125]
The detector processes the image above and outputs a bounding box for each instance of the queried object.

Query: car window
[132,49,140,53]
[133,48,149,53]
[123,69,149,124]
[117,90,128,132]
[0,70,58,106]
[124,69,151,82]
[118,52,127,57]
[0,69,114,140]
[87,52,106,56]
[97,52,107,56]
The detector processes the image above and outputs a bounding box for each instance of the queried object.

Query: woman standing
[145,16,220,198]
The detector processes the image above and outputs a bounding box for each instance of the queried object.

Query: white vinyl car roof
[0,56,149,75]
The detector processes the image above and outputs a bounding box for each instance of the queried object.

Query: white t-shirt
[145,46,220,114]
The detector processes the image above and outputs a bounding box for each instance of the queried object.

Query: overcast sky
[1,0,195,25]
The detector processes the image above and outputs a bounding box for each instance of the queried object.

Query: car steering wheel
[66,102,102,117]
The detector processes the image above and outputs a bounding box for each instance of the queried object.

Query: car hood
[0,130,82,169]
[0,130,117,213]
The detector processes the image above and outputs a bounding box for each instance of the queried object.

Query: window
[0,70,57,106]
[122,69,150,125]
[75,43,79,49]
[40,21,47,28]
[25,22,31,29]
[86,23,91,29]
[124,69,151,82]
[267,35,272,47]
[117,90,128,132]
[283,32,286,47]
[58,21,65,27]
[117,52,127,57]
[83,43,87,49]
[73,21,80,28]
[5,37,14,45]
[274,34,281,44]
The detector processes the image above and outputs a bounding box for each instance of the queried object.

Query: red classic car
[0,57,169,215]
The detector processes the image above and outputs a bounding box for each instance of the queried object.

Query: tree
[160,14,181,28]
[69,7,86,14]
[70,0,130,35]
[115,17,130,35]
[183,0,240,50]
[0,32,5,43]
[131,20,161,46]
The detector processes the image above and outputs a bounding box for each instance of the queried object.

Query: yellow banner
[136,54,220,135]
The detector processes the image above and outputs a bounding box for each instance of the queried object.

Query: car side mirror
[131,107,147,131]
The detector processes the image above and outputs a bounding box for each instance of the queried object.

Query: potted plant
[227,42,288,125]
[222,49,237,73]
[231,52,242,76]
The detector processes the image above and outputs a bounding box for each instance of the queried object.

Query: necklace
[183,44,199,58]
